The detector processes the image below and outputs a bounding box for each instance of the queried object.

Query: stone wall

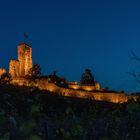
[68,82,101,91]
[9,60,19,77]
[10,78,138,104]
[36,80,132,103]
[0,68,6,77]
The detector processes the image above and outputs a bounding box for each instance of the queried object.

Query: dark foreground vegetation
[0,84,140,140]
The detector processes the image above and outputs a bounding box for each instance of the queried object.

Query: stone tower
[18,43,32,76]
[9,43,33,78]
[9,60,19,77]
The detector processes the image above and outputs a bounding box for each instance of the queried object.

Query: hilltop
[0,42,138,104]
[0,84,140,140]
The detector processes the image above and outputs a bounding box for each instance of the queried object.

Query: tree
[0,73,11,84]
[27,64,42,78]
[25,64,42,86]
[47,71,67,87]
[80,69,95,85]
[127,51,140,85]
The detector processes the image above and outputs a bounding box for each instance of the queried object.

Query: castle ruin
[9,43,32,78]
[0,41,137,103]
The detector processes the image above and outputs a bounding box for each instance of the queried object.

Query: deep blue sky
[0,0,140,93]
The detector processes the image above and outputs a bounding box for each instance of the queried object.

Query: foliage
[80,69,95,85]
[126,100,139,113]
[25,64,42,86]
[20,120,36,135]
[47,71,67,87]
[0,85,139,139]
[29,135,42,140]
[0,73,11,84]
[27,64,42,78]
[127,51,140,85]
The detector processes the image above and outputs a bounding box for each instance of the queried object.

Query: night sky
[0,0,140,93]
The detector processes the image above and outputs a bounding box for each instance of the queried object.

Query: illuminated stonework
[9,43,32,78]
[7,42,138,104]
[11,78,138,103]
[9,60,19,77]
[67,81,101,91]
[0,68,6,77]
[18,43,32,76]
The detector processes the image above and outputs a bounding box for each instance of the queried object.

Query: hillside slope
[0,84,140,140]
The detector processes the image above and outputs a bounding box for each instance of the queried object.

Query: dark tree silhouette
[27,64,42,78]
[127,51,140,85]
[0,73,11,84]
[25,64,42,85]
[47,71,66,87]
[80,69,95,86]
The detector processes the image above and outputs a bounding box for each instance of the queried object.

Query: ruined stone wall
[68,82,101,91]
[36,80,130,103]
[10,78,138,103]
[24,47,32,75]
[0,68,6,77]
[11,78,33,86]
[9,60,19,78]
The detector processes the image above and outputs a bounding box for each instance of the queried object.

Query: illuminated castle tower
[18,43,32,76]
[9,43,33,78]
[9,60,20,77]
